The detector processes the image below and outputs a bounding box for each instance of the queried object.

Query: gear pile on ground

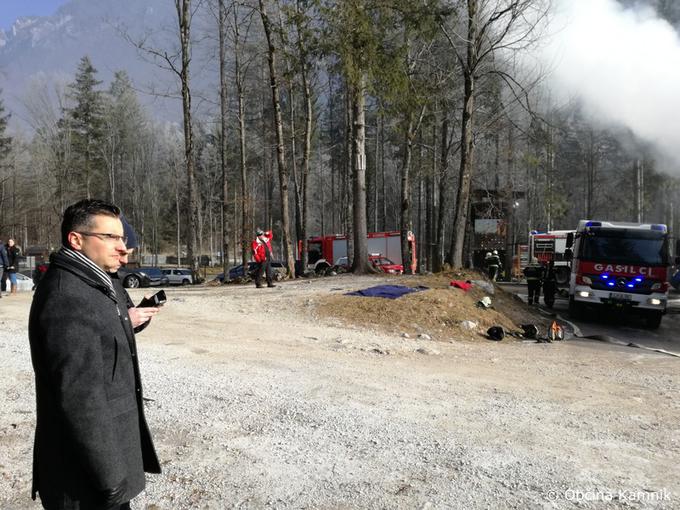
[314,271,550,341]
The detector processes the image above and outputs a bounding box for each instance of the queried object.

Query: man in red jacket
[251,229,275,288]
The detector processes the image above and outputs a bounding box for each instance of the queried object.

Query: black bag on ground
[521,324,539,339]
[487,326,505,341]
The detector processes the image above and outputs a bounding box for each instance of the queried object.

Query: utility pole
[635,159,644,223]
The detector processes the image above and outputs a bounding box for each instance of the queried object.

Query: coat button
[124,317,128,321]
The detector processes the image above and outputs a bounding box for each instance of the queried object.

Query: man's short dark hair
[61,199,121,246]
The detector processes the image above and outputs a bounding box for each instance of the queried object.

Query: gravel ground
[1,275,679,509]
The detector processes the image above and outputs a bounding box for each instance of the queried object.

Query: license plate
[610,292,631,301]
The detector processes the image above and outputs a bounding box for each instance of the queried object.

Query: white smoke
[538,0,680,168]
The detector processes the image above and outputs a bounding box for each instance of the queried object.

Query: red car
[369,255,403,274]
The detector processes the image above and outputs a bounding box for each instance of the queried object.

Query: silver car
[161,268,194,285]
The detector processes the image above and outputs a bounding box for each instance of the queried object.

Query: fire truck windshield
[580,229,668,266]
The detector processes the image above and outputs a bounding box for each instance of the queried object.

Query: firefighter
[251,229,275,288]
[485,250,502,281]
[543,260,557,308]
[523,257,545,305]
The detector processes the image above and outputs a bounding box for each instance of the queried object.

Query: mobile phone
[138,290,167,308]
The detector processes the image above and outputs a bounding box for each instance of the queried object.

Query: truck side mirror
[564,248,573,261]
[566,232,574,249]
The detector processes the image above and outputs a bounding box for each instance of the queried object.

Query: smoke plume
[538,0,680,168]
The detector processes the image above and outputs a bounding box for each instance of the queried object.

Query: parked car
[330,255,403,275]
[228,262,259,281]
[119,267,169,288]
[15,272,34,292]
[161,268,194,285]
[333,256,350,273]
[215,261,287,283]
[369,255,403,274]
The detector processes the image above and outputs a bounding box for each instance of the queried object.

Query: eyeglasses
[76,231,128,244]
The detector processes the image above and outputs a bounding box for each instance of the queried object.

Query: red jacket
[251,231,273,263]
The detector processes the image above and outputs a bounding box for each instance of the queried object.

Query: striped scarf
[60,247,116,297]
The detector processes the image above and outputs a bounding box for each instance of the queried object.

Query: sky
[0,0,69,30]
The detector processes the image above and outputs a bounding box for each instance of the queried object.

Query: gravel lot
[1,275,679,509]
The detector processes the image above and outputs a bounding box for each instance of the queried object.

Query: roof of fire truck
[576,220,667,233]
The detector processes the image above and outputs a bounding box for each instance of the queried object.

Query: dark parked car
[214,261,287,283]
[119,267,170,288]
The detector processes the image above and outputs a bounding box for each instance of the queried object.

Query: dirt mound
[314,271,550,342]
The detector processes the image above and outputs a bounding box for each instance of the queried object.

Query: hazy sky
[0,0,70,30]
[537,0,680,168]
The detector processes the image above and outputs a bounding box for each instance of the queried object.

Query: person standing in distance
[28,199,161,510]
[6,238,20,295]
[0,239,7,297]
[251,228,276,288]
[523,257,545,306]
[484,250,502,282]
[118,214,161,330]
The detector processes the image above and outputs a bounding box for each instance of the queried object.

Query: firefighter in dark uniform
[542,260,557,308]
[523,257,545,305]
[484,250,502,281]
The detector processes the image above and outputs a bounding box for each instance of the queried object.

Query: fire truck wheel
[555,267,570,285]
[645,311,663,329]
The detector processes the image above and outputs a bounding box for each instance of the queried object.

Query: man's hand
[128,304,160,328]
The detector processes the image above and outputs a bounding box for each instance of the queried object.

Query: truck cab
[567,220,672,328]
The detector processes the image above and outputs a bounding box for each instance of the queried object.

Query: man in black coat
[28,199,161,510]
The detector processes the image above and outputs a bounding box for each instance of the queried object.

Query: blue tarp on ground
[345,285,428,299]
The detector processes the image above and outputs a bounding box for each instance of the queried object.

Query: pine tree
[63,55,106,198]
[105,70,146,204]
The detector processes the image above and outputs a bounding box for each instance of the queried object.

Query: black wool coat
[28,251,161,509]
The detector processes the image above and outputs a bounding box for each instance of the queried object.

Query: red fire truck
[300,231,417,274]
[566,220,678,328]
[528,230,575,285]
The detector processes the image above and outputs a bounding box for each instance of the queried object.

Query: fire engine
[528,230,575,285]
[300,231,417,274]
[566,220,678,329]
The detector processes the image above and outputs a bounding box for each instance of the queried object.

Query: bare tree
[258,0,296,277]
[440,0,548,267]
[218,0,230,276]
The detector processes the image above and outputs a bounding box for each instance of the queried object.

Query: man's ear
[67,232,83,251]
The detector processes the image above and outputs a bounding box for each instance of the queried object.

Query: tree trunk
[449,0,477,268]
[400,105,426,274]
[295,0,312,273]
[176,0,199,273]
[218,0,229,277]
[234,5,249,267]
[259,0,295,277]
[344,83,354,264]
[351,77,370,274]
[328,74,336,234]
[434,105,449,272]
